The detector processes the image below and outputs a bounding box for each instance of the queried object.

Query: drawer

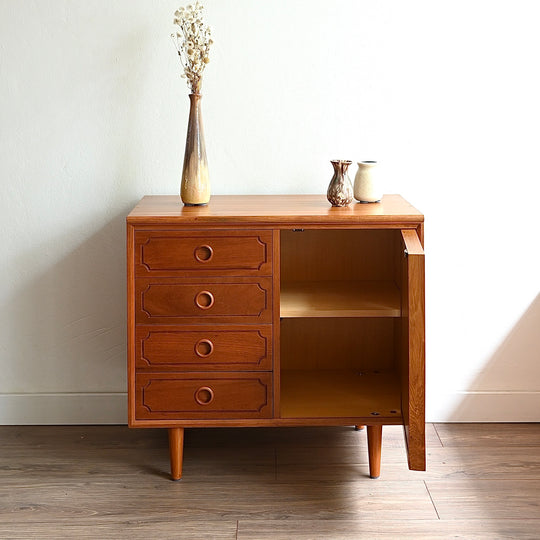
[135,373,272,419]
[135,230,272,277]
[135,277,272,324]
[135,325,272,371]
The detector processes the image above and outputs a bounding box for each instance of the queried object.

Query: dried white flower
[171,3,213,93]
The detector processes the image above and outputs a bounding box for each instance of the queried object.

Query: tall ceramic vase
[181,93,210,206]
[354,161,381,203]
[327,160,354,207]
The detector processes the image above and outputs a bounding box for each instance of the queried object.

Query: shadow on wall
[449,292,540,421]
[1,202,139,423]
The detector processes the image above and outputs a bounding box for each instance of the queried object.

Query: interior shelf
[280,369,402,419]
[280,280,401,318]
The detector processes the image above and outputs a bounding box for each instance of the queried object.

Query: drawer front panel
[136,277,272,324]
[136,325,272,371]
[135,230,272,277]
[136,373,272,419]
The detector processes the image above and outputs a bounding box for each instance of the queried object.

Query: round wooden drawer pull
[194,386,214,405]
[195,339,214,358]
[194,245,213,263]
[195,290,214,310]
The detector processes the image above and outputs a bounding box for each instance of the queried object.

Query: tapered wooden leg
[354,425,365,431]
[168,427,184,481]
[367,425,382,479]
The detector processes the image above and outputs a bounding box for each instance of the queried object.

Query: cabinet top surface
[127,194,423,225]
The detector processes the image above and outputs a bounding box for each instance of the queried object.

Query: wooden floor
[1,424,540,539]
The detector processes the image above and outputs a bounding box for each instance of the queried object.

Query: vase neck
[188,93,203,120]
[331,160,352,175]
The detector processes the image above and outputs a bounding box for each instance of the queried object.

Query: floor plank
[1,424,540,538]
[277,445,540,481]
[435,423,540,446]
[237,519,540,540]
[0,477,436,523]
[0,425,167,449]
[426,479,540,520]
[0,521,237,540]
[0,447,277,483]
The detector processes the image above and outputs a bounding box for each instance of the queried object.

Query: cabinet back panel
[280,318,395,371]
[281,229,398,282]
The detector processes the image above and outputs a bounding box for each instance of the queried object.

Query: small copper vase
[327,160,354,207]
[181,93,210,206]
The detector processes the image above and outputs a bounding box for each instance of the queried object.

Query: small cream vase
[354,161,381,203]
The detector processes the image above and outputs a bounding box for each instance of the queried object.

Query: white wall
[1,0,539,424]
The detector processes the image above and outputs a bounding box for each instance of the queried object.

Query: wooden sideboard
[127,194,425,479]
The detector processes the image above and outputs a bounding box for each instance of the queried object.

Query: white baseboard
[0,393,127,425]
[428,391,540,422]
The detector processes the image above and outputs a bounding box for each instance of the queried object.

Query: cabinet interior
[279,229,404,421]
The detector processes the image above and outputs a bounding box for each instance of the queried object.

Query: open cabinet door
[400,229,426,470]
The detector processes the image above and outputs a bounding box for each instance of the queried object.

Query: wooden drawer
[135,325,272,371]
[135,277,272,324]
[136,373,272,419]
[135,230,272,277]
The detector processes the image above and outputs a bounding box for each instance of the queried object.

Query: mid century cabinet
[127,194,425,479]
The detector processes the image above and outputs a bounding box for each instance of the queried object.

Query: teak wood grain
[127,194,424,226]
[367,425,383,478]
[135,277,273,324]
[135,229,272,277]
[168,427,184,480]
[400,229,426,470]
[280,318,395,371]
[280,229,397,282]
[135,325,272,371]
[279,370,402,420]
[126,194,426,480]
[136,372,273,420]
[280,280,401,318]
